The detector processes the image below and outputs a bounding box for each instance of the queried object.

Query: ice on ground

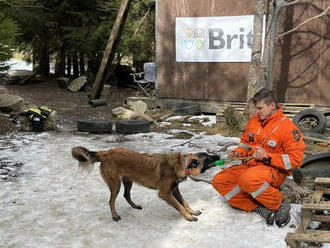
[0,131,301,248]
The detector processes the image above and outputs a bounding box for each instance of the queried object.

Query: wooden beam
[90,0,132,100]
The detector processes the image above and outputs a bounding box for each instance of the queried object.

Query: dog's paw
[188,216,198,222]
[185,215,198,222]
[113,215,121,221]
[191,210,202,216]
[131,204,142,210]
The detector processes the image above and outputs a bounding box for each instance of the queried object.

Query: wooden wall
[156,0,330,105]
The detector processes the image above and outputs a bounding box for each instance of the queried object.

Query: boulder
[3,70,35,85]
[67,76,87,92]
[127,100,148,114]
[223,106,247,132]
[130,113,154,123]
[112,107,135,120]
[0,94,24,112]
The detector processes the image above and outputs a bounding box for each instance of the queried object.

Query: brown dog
[71,146,219,222]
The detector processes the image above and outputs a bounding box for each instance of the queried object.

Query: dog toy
[213,159,225,166]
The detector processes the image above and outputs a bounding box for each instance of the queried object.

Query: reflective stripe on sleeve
[224,185,241,201]
[282,154,292,170]
[251,181,269,198]
[238,143,251,151]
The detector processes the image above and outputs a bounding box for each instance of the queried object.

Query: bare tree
[245,0,330,117]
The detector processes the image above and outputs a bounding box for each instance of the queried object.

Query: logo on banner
[183,28,206,50]
[181,27,252,51]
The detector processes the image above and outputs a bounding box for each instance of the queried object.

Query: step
[302,202,330,211]
[286,230,330,243]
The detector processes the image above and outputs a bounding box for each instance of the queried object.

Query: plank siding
[156,0,330,105]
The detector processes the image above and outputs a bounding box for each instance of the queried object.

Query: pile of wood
[217,102,330,120]
[285,177,330,248]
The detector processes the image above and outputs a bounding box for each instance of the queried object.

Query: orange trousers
[212,164,286,211]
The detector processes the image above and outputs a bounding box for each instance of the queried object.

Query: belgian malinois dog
[71,146,219,221]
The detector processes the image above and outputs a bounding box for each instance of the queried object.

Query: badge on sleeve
[268,140,277,148]
[293,130,300,142]
[248,132,254,142]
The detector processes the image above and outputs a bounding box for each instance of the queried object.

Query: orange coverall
[212,108,305,211]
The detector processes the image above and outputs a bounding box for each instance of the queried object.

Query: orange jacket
[236,107,305,175]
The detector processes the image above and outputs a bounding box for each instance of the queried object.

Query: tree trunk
[79,53,85,75]
[67,55,72,76]
[33,35,50,77]
[90,0,133,100]
[245,0,266,118]
[260,0,283,90]
[277,3,294,102]
[55,42,66,77]
[72,53,79,77]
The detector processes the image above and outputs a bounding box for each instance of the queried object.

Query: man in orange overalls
[212,88,305,227]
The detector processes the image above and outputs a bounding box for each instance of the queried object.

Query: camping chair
[131,62,156,96]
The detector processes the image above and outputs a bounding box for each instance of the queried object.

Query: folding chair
[131,62,156,96]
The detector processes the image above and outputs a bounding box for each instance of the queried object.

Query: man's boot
[253,205,275,225]
[275,198,291,227]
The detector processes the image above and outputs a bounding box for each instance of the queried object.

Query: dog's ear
[199,153,221,173]
[172,153,186,179]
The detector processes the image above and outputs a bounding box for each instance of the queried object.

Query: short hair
[252,88,276,105]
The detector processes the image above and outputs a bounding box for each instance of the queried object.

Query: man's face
[255,100,276,121]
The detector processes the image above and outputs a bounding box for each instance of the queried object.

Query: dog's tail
[71,146,99,171]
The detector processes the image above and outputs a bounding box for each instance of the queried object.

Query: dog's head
[184,152,220,177]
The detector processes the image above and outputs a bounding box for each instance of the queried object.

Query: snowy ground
[0,129,304,248]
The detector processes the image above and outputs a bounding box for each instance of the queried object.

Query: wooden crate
[285,178,330,248]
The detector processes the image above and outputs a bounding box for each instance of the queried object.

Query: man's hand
[253,146,267,161]
[228,149,240,159]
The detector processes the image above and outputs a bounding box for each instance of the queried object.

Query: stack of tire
[76,119,150,134]
[292,109,330,187]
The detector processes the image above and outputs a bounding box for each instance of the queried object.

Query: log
[90,0,133,100]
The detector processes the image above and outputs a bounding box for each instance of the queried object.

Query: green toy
[213,159,225,166]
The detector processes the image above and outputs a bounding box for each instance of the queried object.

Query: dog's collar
[184,156,191,176]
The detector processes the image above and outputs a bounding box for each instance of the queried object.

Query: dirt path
[3,80,136,131]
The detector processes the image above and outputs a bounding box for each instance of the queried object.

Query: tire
[77,119,112,133]
[323,111,330,128]
[173,104,201,115]
[292,152,330,184]
[293,109,326,134]
[115,120,150,134]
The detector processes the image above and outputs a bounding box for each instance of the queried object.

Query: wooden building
[155,0,330,106]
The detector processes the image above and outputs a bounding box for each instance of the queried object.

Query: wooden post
[90,0,132,100]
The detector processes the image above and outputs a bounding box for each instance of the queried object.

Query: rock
[112,107,135,120]
[67,76,87,92]
[130,113,154,123]
[127,100,148,114]
[0,85,8,94]
[280,178,312,204]
[0,94,24,112]
[223,106,247,132]
[3,70,35,85]
[0,117,16,134]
